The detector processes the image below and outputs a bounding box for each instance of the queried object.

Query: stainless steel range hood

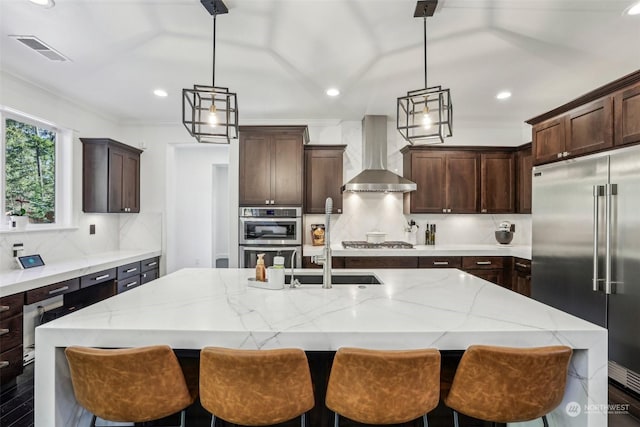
[342,115,417,193]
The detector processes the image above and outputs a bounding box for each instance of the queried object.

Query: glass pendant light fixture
[182,0,238,143]
[397,0,452,144]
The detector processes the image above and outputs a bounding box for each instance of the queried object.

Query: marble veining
[35,268,607,427]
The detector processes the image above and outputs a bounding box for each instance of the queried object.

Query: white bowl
[366,232,387,243]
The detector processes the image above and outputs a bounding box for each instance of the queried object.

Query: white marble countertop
[303,244,532,260]
[0,249,161,297]
[36,267,605,426]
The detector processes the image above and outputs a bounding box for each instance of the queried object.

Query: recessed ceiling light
[626,1,640,15]
[153,89,168,98]
[496,91,512,100]
[326,88,340,97]
[28,0,55,7]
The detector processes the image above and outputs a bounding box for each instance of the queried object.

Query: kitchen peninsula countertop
[0,249,162,297]
[36,267,605,427]
[303,244,532,260]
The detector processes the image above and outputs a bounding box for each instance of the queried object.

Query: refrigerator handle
[593,185,603,292]
[605,183,617,295]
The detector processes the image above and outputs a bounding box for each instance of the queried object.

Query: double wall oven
[239,207,302,269]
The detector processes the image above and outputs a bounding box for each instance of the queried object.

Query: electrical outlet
[89,224,95,234]
[12,242,24,258]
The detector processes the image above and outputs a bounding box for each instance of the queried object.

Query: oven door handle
[241,246,301,252]
[240,218,298,223]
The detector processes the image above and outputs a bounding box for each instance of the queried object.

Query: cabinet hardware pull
[0,306,9,313]
[433,261,449,266]
[476,261,492,265]
[0,361,9,369]
[563,151,569,157]
[125,268,137,273]
[0,328,10,336]
[94,274,110,281]
[265,200,269,204]
[48,286,69,295]
[125,281,138,288]
[515,263,529,269]
[146,262,157,267]
[442,209,446,213]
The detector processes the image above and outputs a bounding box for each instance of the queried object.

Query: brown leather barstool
[325,347,441,427]
[65,345,198,427]
[444,345,573,427]
[199,347,314,426]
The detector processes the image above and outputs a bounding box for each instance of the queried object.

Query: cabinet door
[514,272,531,297]
[304,147,344,214]
[516,146,532,213]
[480,152,515,213]
[408,152,446,213]
[272,135,303,205]
[565,97,613,157]
[108,148,126,213]
[614,83,640,147]
[533,117,566,165]
[239,134,272,205]
[122,150,140,213]
[446,152,479,213]
[344,257,418,269]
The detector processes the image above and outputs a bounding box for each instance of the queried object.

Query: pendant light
[397,0,452,144]
[182,0,238,143]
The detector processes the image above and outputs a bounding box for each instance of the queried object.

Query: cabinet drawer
[140,269,159,284]
[0,314,23,350]
[140,257,160,272]
[418,257,462,269]
[117,261,141,280]
[344,257,418,269]
[26,278,80,304]
[80,268,117,288]
[117,276,141,294]
[513,258,531,273]
[462,256,505,270]
[0,293,24,320]
[0,345,24,383]
[466,269,503,285]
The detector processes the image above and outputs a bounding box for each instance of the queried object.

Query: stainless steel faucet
[312,197,332,289]
[289,248,301,288]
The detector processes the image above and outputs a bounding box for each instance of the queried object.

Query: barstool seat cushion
[444,345,572,423]
[65,345,197,423]
[325,347,441,424]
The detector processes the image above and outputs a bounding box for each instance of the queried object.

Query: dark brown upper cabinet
[480,151,515,214]
[528,70,640,165]
[614,82,640,147]
[81,138,142,213]
[516,144,532,214]
[401,148,478,214]
[304,145,346,214]
[239,126,308,206]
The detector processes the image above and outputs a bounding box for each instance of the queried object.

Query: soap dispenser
[255,253,266,282]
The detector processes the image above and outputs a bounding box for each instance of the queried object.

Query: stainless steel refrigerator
[532,144,640,394]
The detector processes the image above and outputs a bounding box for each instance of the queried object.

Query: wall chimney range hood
[342,116,417,193]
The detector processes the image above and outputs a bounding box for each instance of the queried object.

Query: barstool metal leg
[210,414,216,427]
[452,410,460,427]
[334,412,340,427]
[180,409,186,427]
[90,415,97,427]
[422,413,429,427]
[542,415,549,427]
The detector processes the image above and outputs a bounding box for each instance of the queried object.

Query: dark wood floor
[3,362,640,427]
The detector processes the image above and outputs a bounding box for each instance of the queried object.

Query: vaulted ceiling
[1,0,639,132]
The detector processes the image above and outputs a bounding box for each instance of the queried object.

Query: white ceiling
[1,0,639,131]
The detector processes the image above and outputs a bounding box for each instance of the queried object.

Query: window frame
[1,107,72,230]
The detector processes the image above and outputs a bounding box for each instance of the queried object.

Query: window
[1,108,72,229]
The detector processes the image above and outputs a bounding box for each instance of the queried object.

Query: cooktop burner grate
[341,241,414,249]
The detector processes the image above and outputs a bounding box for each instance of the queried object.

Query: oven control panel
[240,207,301,217]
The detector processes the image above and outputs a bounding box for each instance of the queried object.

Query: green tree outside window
[5,118,56,223]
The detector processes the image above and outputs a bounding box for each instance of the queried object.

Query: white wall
[165,144,230,273]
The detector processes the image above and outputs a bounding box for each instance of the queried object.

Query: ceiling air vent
[9,35,69,61]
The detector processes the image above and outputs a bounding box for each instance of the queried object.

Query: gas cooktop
[341,241,414,249]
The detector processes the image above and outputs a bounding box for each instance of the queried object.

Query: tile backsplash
[304,193,531,246]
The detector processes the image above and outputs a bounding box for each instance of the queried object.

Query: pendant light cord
[212,9,217,87]
[423,16,427,88]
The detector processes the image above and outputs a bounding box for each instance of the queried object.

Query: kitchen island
[35,268,606,427]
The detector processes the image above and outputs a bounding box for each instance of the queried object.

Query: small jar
[273,256,285,269]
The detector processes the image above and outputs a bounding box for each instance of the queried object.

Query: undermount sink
[285,273,382,285]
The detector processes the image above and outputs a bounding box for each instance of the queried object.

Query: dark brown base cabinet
[0,257,160,384]
[81,138,142,213]
[512,258,532,297]
[304,145,346,214]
